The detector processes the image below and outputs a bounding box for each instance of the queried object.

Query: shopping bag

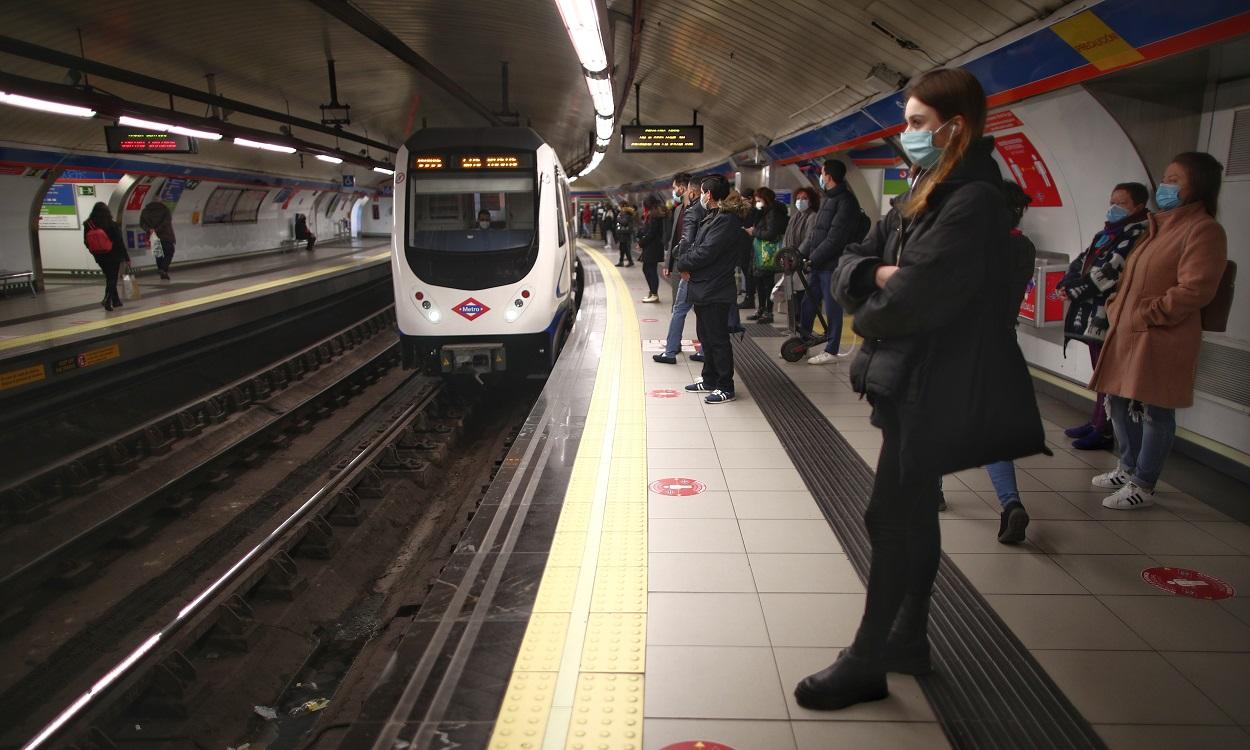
[122,264,141,300]
[150,233,164,259]
[753,238,781,272]
[771,276,786,304]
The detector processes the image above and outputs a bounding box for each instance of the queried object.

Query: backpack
[85,221,112,254]
[855,208,872,242]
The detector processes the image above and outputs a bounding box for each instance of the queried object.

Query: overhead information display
[410,153,532,170]
[105,126,198,154]
[620,125,704,153]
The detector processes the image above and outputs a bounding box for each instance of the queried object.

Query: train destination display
[620,125,704,153]
[104,126,198,154]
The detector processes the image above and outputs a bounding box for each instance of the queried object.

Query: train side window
[555,179,567,247]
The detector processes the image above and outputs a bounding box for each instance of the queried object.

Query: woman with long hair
[799,68,1047,710]
[1088,152,1227,510]
[636,195,668,303]
[83,201,130,311]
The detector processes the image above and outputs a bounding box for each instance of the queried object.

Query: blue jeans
[664,279,693,356]
[985,461,1020,509]
[1108,395,1175,490]
[799,268,843,354]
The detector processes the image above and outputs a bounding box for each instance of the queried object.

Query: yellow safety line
[0,250,391,353]
[1030,366,1250,468]
[489,246,647,750]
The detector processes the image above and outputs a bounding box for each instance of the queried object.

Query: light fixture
[315,154,344,164]
[568,175,578,184]
[233,137,296,154]
[585,76,614,118]
[595,115,613,141]
[0,91,95,118]
[579,150,605,177]
[117,115,223,140]
[373,166,395,175]
[596,137,610,150]
[553,0,608,73]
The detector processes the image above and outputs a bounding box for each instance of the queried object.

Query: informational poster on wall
[995,133,1062,207]
[126,183,152,211]
[39,184,79,229]
[159,178,187,206]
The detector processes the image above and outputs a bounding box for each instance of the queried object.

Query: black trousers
[694,301,734,392]
[617,233,633,264]
[98,258,122,305]
[754,273,775,313]
[642,262,660,295]
[851,397,942,657]
[156,240,175,272]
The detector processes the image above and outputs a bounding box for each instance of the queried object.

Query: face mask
[795,199,809,212]
[755,201,764,210]
[699,195,710,210]
[1156,183,1181,211]
[673,190,682,201]
[900,120,952,169]
[479,221,490,229]
[1106,204,1129,223]
[815,173,826,189]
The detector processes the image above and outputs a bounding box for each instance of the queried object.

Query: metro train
[391,127,583,376]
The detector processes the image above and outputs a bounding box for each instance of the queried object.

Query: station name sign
[104,126,198,154]
[620,125,704,154]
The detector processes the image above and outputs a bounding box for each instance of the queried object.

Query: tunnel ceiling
[0,0,1068,187]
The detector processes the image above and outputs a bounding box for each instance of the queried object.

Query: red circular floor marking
[662,743,736,750]
[641,318,659,322]
[1141,566,1235,600]
[647,389,680,398]
[649,477,706,496]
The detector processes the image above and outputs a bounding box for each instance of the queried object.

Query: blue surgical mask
[1156,183,1181,211]
[795,199,809,212]
[1106,204,1129,223]
[699,195,710,210]
[900,120,952,169]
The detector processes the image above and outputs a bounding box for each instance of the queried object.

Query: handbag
[85,221,112,254]
[121,263,141,300]
[753,237,781,273]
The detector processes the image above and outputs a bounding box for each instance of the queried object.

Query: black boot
[794,649,888,710]
[998,500,1030,545]
[881,594,932,675]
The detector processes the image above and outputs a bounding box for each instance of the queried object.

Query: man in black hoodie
[799,159,861,364]
[676,175,741,404]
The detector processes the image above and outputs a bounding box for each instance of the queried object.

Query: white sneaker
[807,351,836,365]
[1102,482,1156,510]
[641,294,659,303]
[1092,469,1131,489]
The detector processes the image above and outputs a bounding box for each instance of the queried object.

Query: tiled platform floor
[587,241,1250,750]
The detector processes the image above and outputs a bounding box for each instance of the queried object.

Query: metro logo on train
[452,298,490,321]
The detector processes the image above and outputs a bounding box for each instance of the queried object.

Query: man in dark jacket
[799,159,861,364]
[676,175,740,403]
[656,174,704,364]
[139,200,176,280]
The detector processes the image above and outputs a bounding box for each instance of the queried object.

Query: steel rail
[20,379,442,750]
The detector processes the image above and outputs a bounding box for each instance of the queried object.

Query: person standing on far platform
[83,201,130,311]
[1088,152,1229,510]
[798,68,1048,711]
[678,176,747,404]
[140,199,176,280]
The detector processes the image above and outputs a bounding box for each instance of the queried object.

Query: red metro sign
[452,298,490,321]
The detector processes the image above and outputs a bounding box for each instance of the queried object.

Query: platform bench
[0,269,36,297]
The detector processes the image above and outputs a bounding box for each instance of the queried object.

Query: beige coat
[1089,201,1227,409]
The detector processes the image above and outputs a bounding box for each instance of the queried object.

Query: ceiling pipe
[0,35,394,153]
[0,71,393,170]
[306,0,504,127]
[611,0,643,127]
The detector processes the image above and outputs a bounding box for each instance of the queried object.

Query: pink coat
[1089,201,1227,409]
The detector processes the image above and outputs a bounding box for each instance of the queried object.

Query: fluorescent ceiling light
[373,166,395,175]
[579,150,604,177]
[596,137,610,150]
[553,0,608,73]
[315,154,344,164]
[233,137,296,154]
[595,115,613,141]
[585,76,614,118]
[568,175,578,184]
[117,115,222,140]
[0,91,95,118]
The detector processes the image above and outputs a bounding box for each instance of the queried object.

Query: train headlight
[412,288,442,324]
[503,287,533,324]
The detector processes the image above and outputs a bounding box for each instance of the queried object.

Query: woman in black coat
[746,187,788,323]
[636,195,668,302]
[793,69,1047,711]
[83,201,130,311]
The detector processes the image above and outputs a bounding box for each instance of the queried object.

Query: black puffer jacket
[667,199,707,272]
[676,206,744,305]
[636,212,667,264]
[139,201,176,244]
[801,183,860,270]
[834,137,1047,478]
[753,201,789,243]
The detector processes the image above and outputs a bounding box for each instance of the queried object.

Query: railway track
[0,306,538,749]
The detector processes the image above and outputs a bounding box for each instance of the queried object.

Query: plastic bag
[150,233,164,259]
[122,264,141,300]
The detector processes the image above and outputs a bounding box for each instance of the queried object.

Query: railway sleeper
[327,491,363,526]
[125,651,198,721]
[62,459,103,495]
[106,443,140,474]
[110,519,157,549]
[292,516,339,560]
[253,551,309,600]
[3,484,51,523]
[175,410,203,438]
[143,425,175,457]
[160,491,200,517]
[51,557,100,589]
[203,595,258,652]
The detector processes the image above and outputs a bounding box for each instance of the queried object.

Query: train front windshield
[404,153,540,290]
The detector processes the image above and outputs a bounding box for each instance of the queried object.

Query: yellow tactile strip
[488,247,647,750]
